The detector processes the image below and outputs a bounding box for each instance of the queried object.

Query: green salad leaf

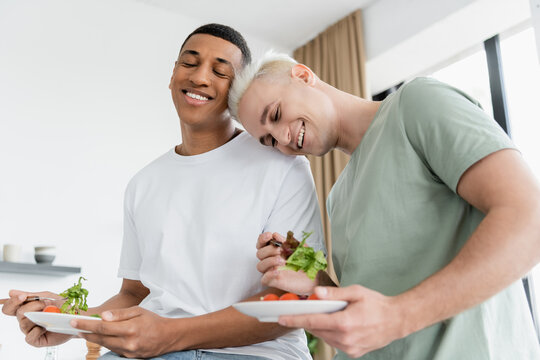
[59,276,89,314]
[283,231,327,280]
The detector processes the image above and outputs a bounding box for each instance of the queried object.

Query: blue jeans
[99,350,270,360]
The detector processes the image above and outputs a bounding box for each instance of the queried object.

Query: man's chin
[278,147,308,156]
[177,110,211,124]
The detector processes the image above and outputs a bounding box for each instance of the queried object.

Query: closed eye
[272,105,280,122]
[259,135,277,147]
[258,104,280,147]
[213,69,228,78]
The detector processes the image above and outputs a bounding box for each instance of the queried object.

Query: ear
[169,61,178,90]
[291,64,316,86]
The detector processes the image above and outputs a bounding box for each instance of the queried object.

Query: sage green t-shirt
[328,77,539,360]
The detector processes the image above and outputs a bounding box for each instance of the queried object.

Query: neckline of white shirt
[168,131,249,163]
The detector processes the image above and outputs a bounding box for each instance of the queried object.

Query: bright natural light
[500,26,540,331]
[501,27,540,181]
[430,49,493,118]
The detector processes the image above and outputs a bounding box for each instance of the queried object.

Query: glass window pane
[501,27,540,179]
[500,26,540,332]
[429,49,493,118]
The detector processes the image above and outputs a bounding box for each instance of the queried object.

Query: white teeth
[186,92,209,101]
[297,125,305,148]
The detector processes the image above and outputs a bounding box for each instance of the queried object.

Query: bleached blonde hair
[228,50,297,120]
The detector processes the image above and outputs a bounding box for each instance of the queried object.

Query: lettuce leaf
[59,276,89,314]
[283,231,327,280]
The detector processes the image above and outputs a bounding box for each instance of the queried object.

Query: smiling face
[237,66,337,156]
[169,34,243,128]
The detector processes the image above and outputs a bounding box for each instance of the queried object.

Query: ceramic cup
[34,246,56,264]
[3,244,22,262]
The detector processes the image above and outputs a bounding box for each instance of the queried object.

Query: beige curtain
[293,9,367,360]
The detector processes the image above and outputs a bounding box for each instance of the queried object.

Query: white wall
[531,0,540,62]
[0,1,275,359]
[364,0,533,94]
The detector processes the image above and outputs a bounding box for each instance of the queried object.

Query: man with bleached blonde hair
[229,51,540,360]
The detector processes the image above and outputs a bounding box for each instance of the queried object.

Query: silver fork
[24,296,67,303]
[267,239,282,247]
[0,296,66,305]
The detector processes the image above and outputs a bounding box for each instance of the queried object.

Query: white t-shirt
[118,131,324,359]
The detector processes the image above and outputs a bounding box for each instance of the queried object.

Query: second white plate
[233,300,347,322]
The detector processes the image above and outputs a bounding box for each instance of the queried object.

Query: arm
[1,279,148,347]
[166,288,293,349]
[398,148,540,333]
[278,149,540,358]
[75,287,294,358]
[84,279,148,315]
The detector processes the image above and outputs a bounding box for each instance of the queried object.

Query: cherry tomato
[307,293,319,300]
[279,293,300,301]
[261,294,280,301]
[43,305,61,313]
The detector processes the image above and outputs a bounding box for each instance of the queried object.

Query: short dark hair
[179,23,251,67]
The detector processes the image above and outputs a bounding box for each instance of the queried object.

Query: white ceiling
[133,0,377,51]
[129,0,534,93]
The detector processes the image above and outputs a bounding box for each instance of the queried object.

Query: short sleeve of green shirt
[399,77,515,192]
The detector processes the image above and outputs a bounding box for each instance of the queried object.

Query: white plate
[233,300,347,322]
[24,312,101,335]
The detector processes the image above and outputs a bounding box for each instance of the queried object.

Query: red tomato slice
[279,293,300,301]
[43,305,61,313]
[261,294,280,301]
[307,293,319,300]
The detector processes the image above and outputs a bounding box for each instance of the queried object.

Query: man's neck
[334,88,381,155]
[176,121,241,156]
